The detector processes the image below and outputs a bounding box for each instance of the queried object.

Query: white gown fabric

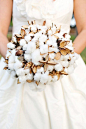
[0,0,86,129]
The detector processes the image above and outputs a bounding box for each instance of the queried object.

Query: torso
[13,0,73,36]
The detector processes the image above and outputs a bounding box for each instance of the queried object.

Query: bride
[0,0,86,128]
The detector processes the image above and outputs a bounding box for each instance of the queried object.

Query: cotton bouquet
[4,21,79,86]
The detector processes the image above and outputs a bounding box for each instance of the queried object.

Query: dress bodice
[13,0,73,36]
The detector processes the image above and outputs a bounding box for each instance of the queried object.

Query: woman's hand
[0,0,13,58]
[73,0,86,54]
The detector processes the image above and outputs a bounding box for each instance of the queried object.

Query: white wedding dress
[0,0,86,129]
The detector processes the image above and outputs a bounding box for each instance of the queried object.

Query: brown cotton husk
[4,59,8,64]
[26,80,33,83]
[54,52,61,60]
[47,61,57,65]
[60,48,71,55]
[16,50,23,56]
[21,29,26,37]
[22,25,29,29]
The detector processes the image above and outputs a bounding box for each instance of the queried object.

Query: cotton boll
[60,55,64,61]
[14,60,23,70]
[48,75,53,82]
[24,54,31,62]
[51,26,56,34]
[20,39,26,46]
[47,65,54,72]
[55,63,63,71]
[11,49,16,57]
[34,73,41,81]
[19,76,26,83]
[48,47,59,53]
[8,55,15,63]
[26,73,33,80]
[55,33,63,39]
[52,43,57,48]
[52,76,58,82]
[65,34,71,40]
[46,40,52,46]
[49,53,55,60]
[23,44,28,50]
[24,68,30,74]
[40,73,49,84]
[16,68,25,76]
[61,61,69,67]
[39,35,47,43]
[8,63,14,70]
[6,50,11,59]
[31,26,37,32]
[25,35,31,42]
[32,49,42,65]
[12,37,17,43]
[69,58,75,65]
[37,67,44,73]
[63,55,69,60]
[26,41,36,53]
[48,30,53,35]
[7,42,15,49]
[65,41,73,50]
[40,44,48,54]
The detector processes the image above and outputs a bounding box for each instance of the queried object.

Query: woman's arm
[73,0,86,54]
[0,0,13,58]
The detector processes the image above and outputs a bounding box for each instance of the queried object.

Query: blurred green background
[0,21,86,64]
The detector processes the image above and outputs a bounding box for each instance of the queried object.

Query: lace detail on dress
[14,0,73,20]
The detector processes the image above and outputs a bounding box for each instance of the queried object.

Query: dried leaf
[60,48,71,55]
[54,52,61,60]
[26,80,33,83]
[16,50,23,56]
[47,61,57,65]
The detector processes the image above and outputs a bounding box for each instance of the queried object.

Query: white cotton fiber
[14,60,23,70]
[16,68,25,76]
[40,44,48,54]
[8,55,15,63]
[48,30,53,35]
[26,41,36,53]
[39,35,47,43]
[63,55,69,60]
[25,35,31,42]
[23,44,28,50]
[47,65,54,72]
[55,63,63,71]
[40,73,48,84]
[49,53,55,60]
[52,75,58,82]
[61,61,69,67]
[32,49,42,65]
[34,72,41,81]
[24,68,30,74]
[26,73,33,80]
[12,37,17,43]
[7,42,15,49]
[37,67,44,73]
[19,76,26,83]
[24,54,31,62]
[20,39,26,46]
[51,26,56,34]
[48,47,59,53]
[8,63,14,70]
[6,50,11,59]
